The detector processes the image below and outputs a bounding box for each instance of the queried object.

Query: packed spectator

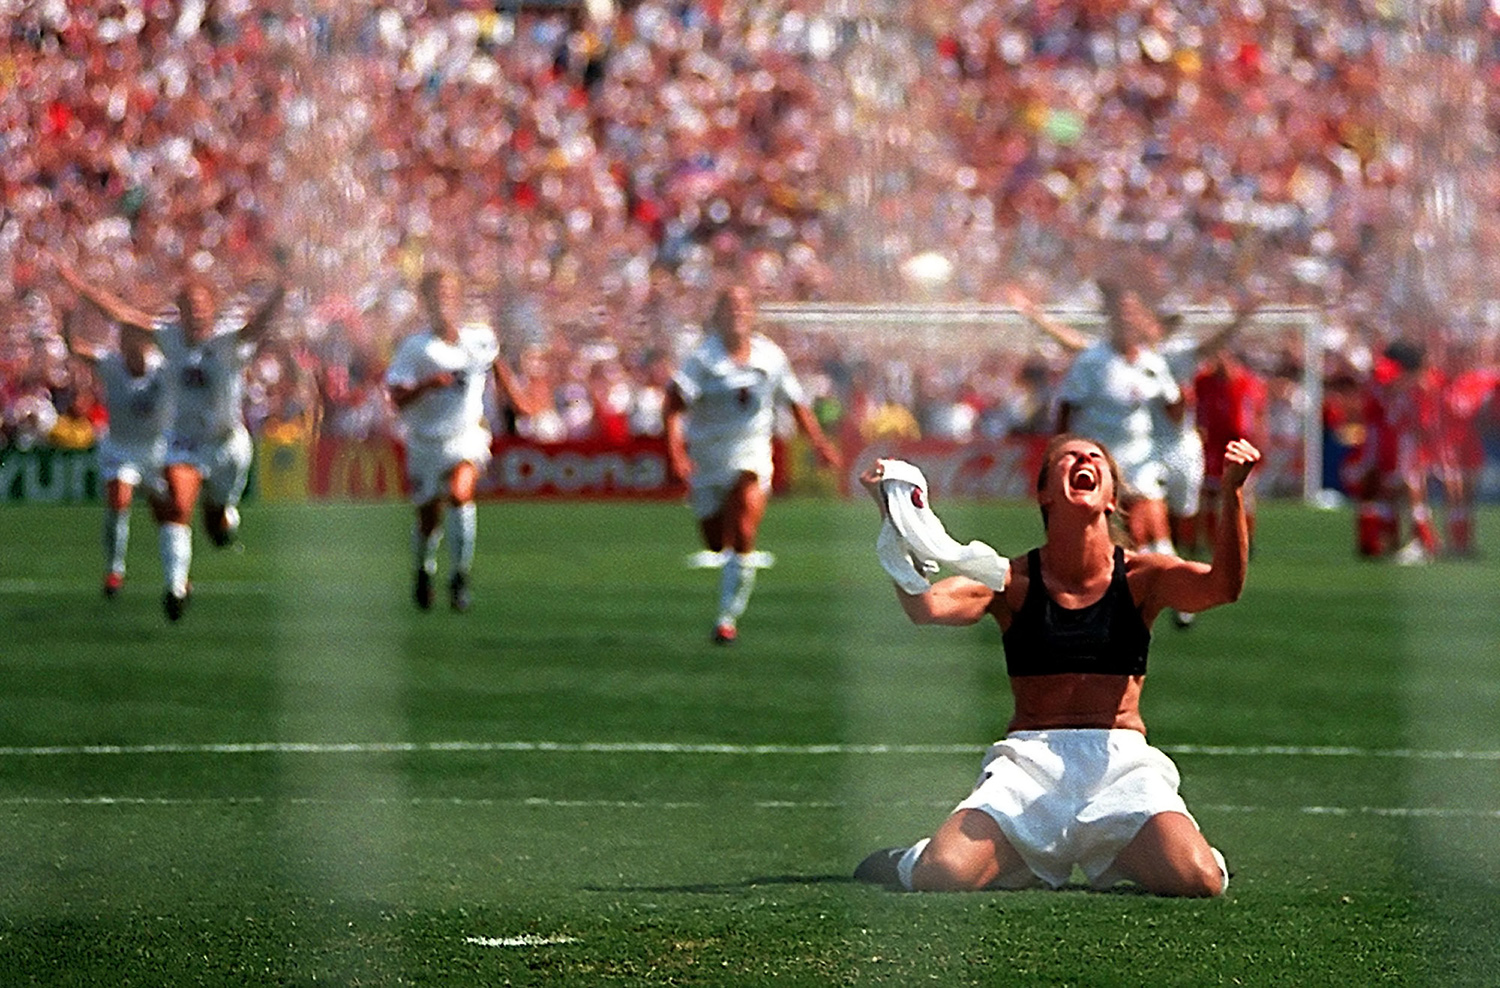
[3,1,1498,481]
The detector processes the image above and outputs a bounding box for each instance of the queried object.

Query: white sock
[717,552,757,625]
[159,522,191,596]
[896,838,930,891]
[413,524,441,574]
[447,501,476,576]
[103,508,130,575]
[1148,537,1177,556]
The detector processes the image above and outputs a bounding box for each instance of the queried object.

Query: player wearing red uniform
[1342,341,1442,561]
[1193,349,1267,548]
[1435,340,1499,556]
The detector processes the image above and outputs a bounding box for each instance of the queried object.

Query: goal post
[758,301,1328,504]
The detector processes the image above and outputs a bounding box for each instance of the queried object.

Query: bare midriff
[1007,673,1147,734]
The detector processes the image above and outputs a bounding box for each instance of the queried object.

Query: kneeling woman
[857,433,1261,897]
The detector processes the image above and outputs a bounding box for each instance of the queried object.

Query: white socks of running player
[104,508,130,577]
[414,502,477,577]
[414,525,441,576]
[447,502,476,575]
[159,522,191,596]
[716,551,757,630]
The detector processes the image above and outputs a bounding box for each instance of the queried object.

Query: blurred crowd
[3,0,1499,473]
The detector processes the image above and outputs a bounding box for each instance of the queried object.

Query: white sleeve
[467,325,500,369]
[385,338,419,388]
[1056,346,1101,405]
[671,354,704,404]
[771,347,807,408]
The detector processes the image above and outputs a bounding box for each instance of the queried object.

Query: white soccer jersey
[155,318,256,444]
[96,349,171,452]
[671,333,805,478]
[385,323,500,443]
[1057,341,1179,469]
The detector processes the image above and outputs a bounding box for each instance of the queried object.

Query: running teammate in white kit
[60,307,172,598]
[1055,281,1182,552]
[54,254,286,621]
[386,268,529,612]
[664,285,841,644]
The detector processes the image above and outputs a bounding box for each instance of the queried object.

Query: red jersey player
[1435,339,1499,555]
[1341,340,1442,561]
[1194,348,1268,547]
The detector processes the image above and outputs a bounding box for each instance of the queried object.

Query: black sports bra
[1001,546,1151,677]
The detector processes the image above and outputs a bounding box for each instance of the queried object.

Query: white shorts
[404,427,492,505]
[1116,456,1168,504]
[166,426,253,507]
[954,729,1198,889]
[97,437,167,497]
[687,464,772,519]
[1161,436,1205,516]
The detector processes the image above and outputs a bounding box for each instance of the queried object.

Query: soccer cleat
[686,549,729,569]
[1394,540,1432,567]
[449,572,470,613]
[162,585,191,622]
[742,550,776,569]
[712,622,737,645]
[103,572,124,598]
[853,847,906,888]
[209,505,241,548]
[414,568,435,610]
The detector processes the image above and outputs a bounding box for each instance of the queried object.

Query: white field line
[464,934,579,948]
[0,740,1498,760]
[0,794,1497,819]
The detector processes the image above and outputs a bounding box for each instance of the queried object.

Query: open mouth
[1070,466,1099,492]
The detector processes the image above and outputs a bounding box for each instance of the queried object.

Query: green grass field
[1,496,1497,986]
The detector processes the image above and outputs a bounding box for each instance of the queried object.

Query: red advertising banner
[309,438,406,500]
[302,436,687,501]
[484,437,684,499]
[841,436,1051,500]
[279,433,1306,503]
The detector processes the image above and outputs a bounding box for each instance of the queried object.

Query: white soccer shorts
[954,729,1201,889]
[166,426,253,507]
[687,460,772,520]
[404,427,492,505]
[98,437,167,497]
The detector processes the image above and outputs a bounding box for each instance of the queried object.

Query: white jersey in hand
[385,323,500,443]
[156,318,255,444]
[671,332,805,478]
[1057,341,1179,469]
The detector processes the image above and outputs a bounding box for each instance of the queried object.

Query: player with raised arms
[52,253,286,621]
[386,267,535,612]
[56,294,172,598]
[854,432,1261,896]
[664,284,841,644]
